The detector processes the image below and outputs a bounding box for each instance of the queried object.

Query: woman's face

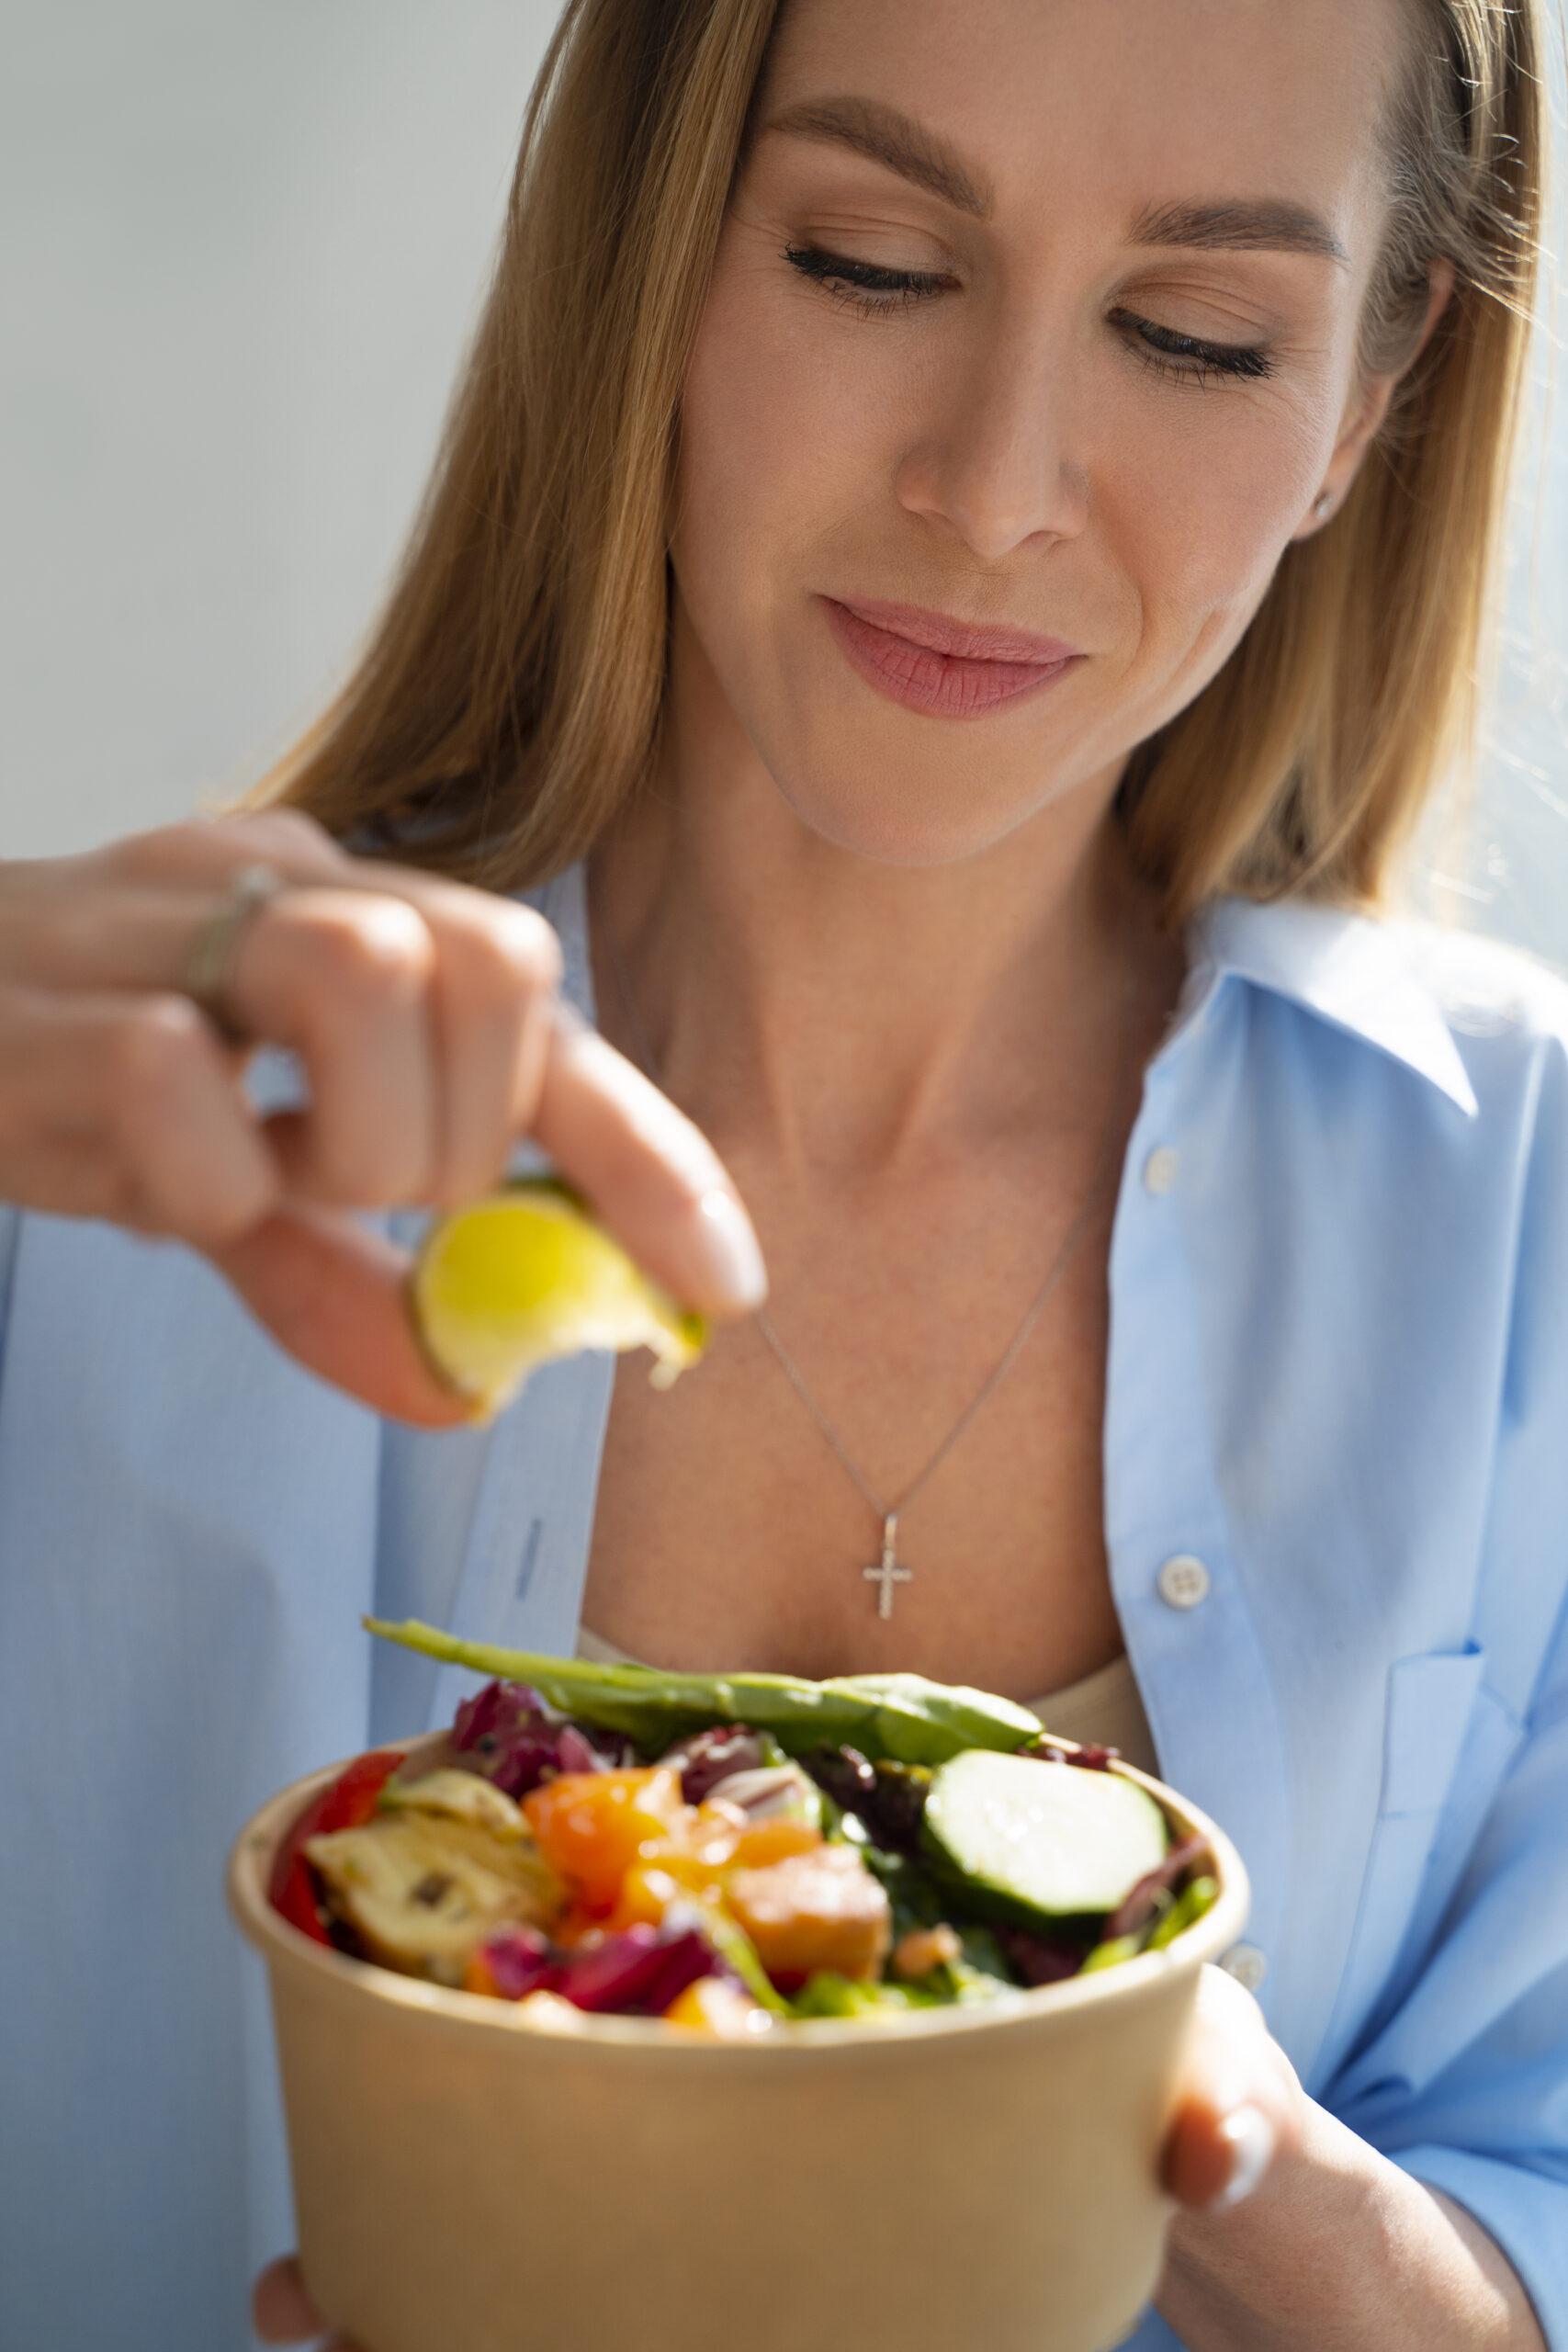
[669,0,1419,867]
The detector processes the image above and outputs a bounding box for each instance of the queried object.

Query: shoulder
[1393,918,1568,1151]
[1384,923,1568,1372]
[1393,918,1568,1056]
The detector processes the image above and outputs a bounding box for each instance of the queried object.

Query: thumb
[205,1203,474,1428]
[252,2254,329,2342]
[1160,1965,1303,2209]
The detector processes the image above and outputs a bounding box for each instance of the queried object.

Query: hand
[0,809,765,1421]
[253,2256,355,2347]
[1158,1960,1306,2212]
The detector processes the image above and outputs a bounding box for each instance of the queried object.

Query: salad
[269,1619,1220,2037]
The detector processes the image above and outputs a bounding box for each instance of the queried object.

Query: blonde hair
[249,0,1549,929]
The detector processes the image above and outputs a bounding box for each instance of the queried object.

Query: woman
[0,0,1561,2345]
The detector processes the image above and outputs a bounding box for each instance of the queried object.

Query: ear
[1293,259,1456,538]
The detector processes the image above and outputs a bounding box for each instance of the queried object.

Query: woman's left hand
[254,1962,1306,2345]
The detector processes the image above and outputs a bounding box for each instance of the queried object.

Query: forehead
[759,0,1408,262]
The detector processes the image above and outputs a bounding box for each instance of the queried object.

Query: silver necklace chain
[601,921,1136,1617]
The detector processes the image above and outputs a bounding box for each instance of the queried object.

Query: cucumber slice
[921,1752,1170,1931]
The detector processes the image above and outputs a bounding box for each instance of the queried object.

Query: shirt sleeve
[0,1204,17,1365]
[1315,1024,1568,2350]
[1326,1634,1568,2347]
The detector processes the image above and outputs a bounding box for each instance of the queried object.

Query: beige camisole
[575,1625,1161,1779]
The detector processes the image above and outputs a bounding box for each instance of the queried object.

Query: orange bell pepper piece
[523,1766,689,1915]
[728,1816,824,1871]
[606,1850,731,1932]
[663,1977,773,2038]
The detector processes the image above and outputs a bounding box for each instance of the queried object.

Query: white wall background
[4,2,1566,967]
[1,3,551,854]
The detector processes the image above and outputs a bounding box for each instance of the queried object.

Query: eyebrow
[761,95,995,218]
[1131,198,1349,267]
[759,93,1350,266]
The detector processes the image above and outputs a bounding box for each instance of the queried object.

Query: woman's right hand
[0,808,766,1422]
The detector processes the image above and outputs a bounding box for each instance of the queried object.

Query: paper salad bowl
[230,1726,1249,2352]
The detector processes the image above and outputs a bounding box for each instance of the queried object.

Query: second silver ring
[182,861,289,1045]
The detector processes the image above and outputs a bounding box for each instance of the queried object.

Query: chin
[775,778,1038,869]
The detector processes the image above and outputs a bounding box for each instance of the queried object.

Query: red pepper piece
[267,1748,408,1945]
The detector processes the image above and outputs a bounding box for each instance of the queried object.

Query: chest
[581,1182,1125,1702]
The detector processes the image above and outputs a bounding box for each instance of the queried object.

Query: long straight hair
[248,0,1549,929]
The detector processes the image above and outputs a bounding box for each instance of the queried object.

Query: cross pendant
[863,1513,913,1622]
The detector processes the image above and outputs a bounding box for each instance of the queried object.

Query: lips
[819,595,1083,721]
[829,596,1080,667]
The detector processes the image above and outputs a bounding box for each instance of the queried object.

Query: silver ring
[182,862,288,1044]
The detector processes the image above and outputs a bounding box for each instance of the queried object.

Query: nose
[896,314,1091,562]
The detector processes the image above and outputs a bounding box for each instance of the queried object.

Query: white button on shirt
[1221,1944,1270,1994]
[1157,1554,1212,1609]
[1143,1145,1180,1195]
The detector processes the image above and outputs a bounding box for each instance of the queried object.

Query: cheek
[672,258,854,606]
[1101,396,1327,647]
[675,300,761,544]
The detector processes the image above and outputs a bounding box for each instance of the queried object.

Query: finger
[0,875,328,1001]
[1162,2088,1283,2210]
[529,1003,768,1318]
[206,1203,478,1427]
[253,2254,326,2342]
[1159,1967,1298,2209]
[69,867,558,1204]
[335,877,564,1206]
[227,888,440,1207]
[106,993,283,1246]
[103,807,349,890]
[16,837,561,1213]
[14,869,473,1208]
[0,984,280,1250]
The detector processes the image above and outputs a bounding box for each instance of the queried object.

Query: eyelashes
[782,243,1279,390]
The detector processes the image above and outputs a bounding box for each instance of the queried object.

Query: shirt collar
[1189,894,1480,1117]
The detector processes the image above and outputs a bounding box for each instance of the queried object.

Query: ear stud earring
[1313,492,1335,519]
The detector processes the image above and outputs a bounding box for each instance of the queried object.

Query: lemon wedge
[410,1176,707,1418]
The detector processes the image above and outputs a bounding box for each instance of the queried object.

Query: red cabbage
[450,1678,637,1796]
[554,1926,718,2015]
[453,1679,547,1749]
[800,1745,878,1814]
[479,1923,558,2000]
[474,1919,725,2017]
[656,1724,773,1804]
[1102,1835,1213,1943]
[800,1747,926,1852]
[1024,1740,1122,1772]
[557,1722,637,1775]
[995,1927,1087,1986]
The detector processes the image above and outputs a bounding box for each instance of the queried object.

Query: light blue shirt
[2,857,1565,2352]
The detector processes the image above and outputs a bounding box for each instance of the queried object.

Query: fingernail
[684,1188,769,1311]
[1208,2105,1277,2211]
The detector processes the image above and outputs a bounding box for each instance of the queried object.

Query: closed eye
[783,243,1278,389]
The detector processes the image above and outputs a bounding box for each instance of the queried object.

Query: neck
[587,713,1183,1189]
